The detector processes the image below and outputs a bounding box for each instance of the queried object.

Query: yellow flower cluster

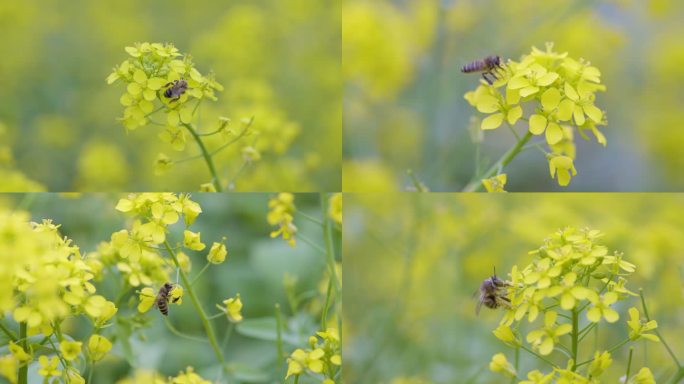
[465,43,607,186]
[267,193,298,246]
[489,227,660,382]
[91,193,204,288]
[0,210,117,383]
[107,42,223,131]
[328,193,343,225]
[286,328,341,382]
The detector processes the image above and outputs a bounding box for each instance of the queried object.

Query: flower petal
[541,88,561,110]
[545,122,563,145]
[507,105,522,125]
[529,114,547,135]
[481,113,504,130]
[583,104,603,123]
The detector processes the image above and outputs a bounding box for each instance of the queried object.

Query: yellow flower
[587,292,619,323]
[207,238,227,264]
[519,370,555,384]
[8,341,32,363]
[60,340,83,361]
[38,355,61,378]
[328,193,342,225]
[627,307,659,342]
[482,174,507,192]
[154,153,173,175]
[66,368,86,384]
[138,287,157,313]
[548,155,577,186]
[88,334,113,361]
[587,350,612,377]
[170,285,184,305]
[267,193,297,246]
[218,294,243,322]
[0,355,17,384]
[183,230,206,251]
[628,367,655,384]
[492,323,520,347]
[489,353,516,378]
[170,367,212,384]
[526,311,572,355]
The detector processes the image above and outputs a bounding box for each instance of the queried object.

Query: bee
[476,267,511,316]
[155,282,179,316]
[163,79,189,102]
[461,55,505,85]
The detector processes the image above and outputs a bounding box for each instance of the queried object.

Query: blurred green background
[343,0,684,191]
[0,193,339,383]
[0,0,340,192]
[344,193,684,383]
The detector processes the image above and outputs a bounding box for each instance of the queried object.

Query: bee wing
[475,293,484,316]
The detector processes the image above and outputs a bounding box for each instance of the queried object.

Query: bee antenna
[493,266,497,277]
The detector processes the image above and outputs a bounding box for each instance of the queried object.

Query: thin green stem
[578,322,598,342]
[226,161,249,190]
[295,210,324,227]
[639,288,681,368]
[181,123,223,192]
[164,241,226,367]
[18,322,27,384]
[298,233,326,255]
[209,116,254,157]
[571,309,579,371]
[221,322,235,350]
[510,347,520,384]
[206,313,226,320]
[87,357,94,384]
[625,347,634,381]
[462,131,534,192]
[0,321,18,342]
[191,263,212,286]
[294,375,299,384]
[321,275,334,330]
[275,304,284,368]
[520,344,558,369]
[164,317,208,343]
[321,194,341,294]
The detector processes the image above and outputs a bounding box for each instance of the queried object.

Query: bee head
[163,282,174,290]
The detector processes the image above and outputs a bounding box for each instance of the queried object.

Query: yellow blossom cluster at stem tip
[286,328,341,383]
[482,174,507,192]
[489,227,659,382]
[116,367,212,384]
[465,43,607,187]
[268,193,298,246]
[89,193,204,291]
[106,42,223,131]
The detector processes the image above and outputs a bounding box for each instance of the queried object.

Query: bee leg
[482,72,494,85]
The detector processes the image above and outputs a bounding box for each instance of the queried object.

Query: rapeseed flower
[482,174,507,192]
[268,193,298,246]
[207,238,227,264]
[526,311,572,355]
[60,340,82,361]
[88,335,113,361]
[626,307,659,342]
[464,43,607,187]
[217,294,243,322]
[489,353,516,378]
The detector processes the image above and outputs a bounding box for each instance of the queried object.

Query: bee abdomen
[164,88,174,98]
[157,299,169,316]
[461,60,485,73]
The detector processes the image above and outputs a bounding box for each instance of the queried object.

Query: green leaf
[236,317,278,341]
[226,362,271,383]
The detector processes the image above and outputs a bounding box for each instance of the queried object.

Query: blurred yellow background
[344,193,684,383]
[343,0,684,191]
[0,0,340,191]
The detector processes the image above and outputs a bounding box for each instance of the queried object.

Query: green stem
[164,318,208,343]
[221,322,235,350]
[164,241,226,367]
[625,347,634,381]
[0,321,18,341]
[462,131,534,191]
[520,344,558,369]
[321,275,334,330]
[571,309,579,371]
[510,347,519,384]
[295,210,324,227]
[294,375,299,384]
[87,357,95,384]
[576,338,630,368]
[182,123,223,192]
[321,194,341,294]
[275,304,284,368]
[639,289,681,368]
[668,368,684,384]
[18,322,27,384]
[191,263,212,286]
[297,233,326,255]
